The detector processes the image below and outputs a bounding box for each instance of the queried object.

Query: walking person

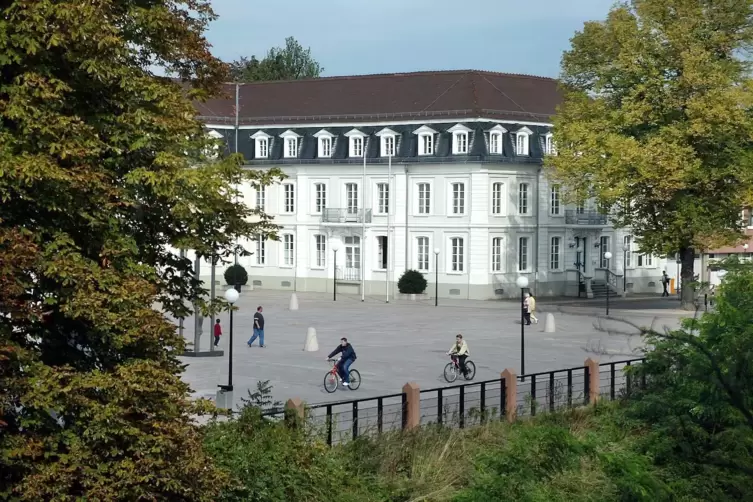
[213,318,222,347]
[528,293,538,324]
[523,293,532,326]
[247,306,265,347]
[661,271,670,297]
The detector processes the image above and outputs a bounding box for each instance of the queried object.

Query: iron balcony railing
[565,209,609,225]
[321,208,372,224]
[336,267,362,281]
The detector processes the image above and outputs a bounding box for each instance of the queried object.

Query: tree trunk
[679,246,696,310]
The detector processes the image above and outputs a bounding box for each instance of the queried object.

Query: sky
[205,0,616,79]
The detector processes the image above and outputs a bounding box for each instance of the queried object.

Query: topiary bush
[398,269,427,294]
[224,264,248,286]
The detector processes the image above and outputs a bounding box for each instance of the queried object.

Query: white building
[191,70,666,300]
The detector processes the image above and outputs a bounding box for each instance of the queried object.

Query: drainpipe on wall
[404,164,409,275]
[534,167,542,295]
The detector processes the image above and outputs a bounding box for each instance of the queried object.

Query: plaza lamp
[331,239,342,301]
[434,248,440,307]
[604,252,612,316]
[219,286,239,393]
[516,276,529,376]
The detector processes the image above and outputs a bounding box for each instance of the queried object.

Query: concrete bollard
[303,327,319,352]
[544,313,556,333]
[289,293,299,311]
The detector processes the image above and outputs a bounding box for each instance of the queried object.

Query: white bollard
[303,327,319,352]
[289,293,299,311]
[544,313,556,333]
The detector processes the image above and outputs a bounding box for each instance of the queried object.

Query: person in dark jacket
[327,337,357,387]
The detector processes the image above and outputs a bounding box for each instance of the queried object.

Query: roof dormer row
[244,123,556,160]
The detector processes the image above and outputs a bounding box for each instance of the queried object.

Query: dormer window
[487,125,506,155]
[313,129,335,158]
[376,128,397,157]
[280,130,301,159]
[344,129,367,157]
[413,125,437,156]
[448,124,472,155]
[204,129,223,159]
[251,130,271,159]
[544,133,556,155]
[515,127,532,156]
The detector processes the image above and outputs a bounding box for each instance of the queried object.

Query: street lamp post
[219,287,239,393]
[604,252,612,316]
[331,239,342,301]
[434,248,440,307]
[622,244,629,292]
[516,276,529,376]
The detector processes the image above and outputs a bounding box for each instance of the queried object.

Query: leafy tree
[224,264,249,287]
[229,37,323,82]
[548,0,753,309]
[0,0,281,499]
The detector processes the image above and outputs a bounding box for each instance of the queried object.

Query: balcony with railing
[565,209,609,226]
[321,208,372,224]
[336,266,362,282]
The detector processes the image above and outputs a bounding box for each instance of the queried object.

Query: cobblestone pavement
[176,290,688,411]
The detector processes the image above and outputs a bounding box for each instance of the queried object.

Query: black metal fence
[515,366,590,418]
[420,378,507,428]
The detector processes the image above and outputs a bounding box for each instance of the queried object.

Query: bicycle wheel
[443,362,458,383]
[463,360,477,380]
[348,369,361,390]
[323,372,338,393]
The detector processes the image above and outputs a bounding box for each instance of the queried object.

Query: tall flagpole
[386,153,392,303]
[361,151,366,302]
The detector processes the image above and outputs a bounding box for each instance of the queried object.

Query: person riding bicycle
[447,334,469,376]
[327,337,357,387]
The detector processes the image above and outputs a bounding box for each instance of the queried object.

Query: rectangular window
[455,133,468,154]
[255,236,265,265]
[624,235,632,267]
[576,201,585,214]
[283,184,295,213]
[491,237,503,272]
[599,236,610,268]
[319,137,332,158]
[346,183,358,214]
[285,137,298,158]
[450,237,464,272]
[283,234,295,266]
[544,135,555,155]
[351,136,363,157]
[550,236,561,270]
[518,236,529,271]
[451,183,465,215]
[376,236,388,270]
[344,236,361,269]
[420,134,434,155]
[416,236,429,271]
[383,136,395,156]
[489,132,501,154]
[645,254,653,267]
[748,208,753,227]
[256,138,269,158]
[491,182,503,215]
[518,183,529,215]
[314,235,326,268]
[314,183,326,213]
[377,182,389,214]
[516,134,528,155]
[550,185,561,215]
[256,186,266,211]
[417,183,431,214]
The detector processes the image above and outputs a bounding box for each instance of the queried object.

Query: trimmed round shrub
[224,264,248,286]
[398,269,428,294]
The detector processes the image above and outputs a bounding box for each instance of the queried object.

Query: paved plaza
[177,290,688,410]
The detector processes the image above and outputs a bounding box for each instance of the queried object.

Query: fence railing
[259,357,646,446]
[565,209,609,225]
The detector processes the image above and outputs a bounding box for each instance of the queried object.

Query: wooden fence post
[402,382,420,430]
[585,358,600,405]
[284,398,305,427]
[501,369,517,423]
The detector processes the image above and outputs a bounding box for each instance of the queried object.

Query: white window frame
[550,236,562,271]
[282,183,295,214]
[544,133,556,155]
[448,236,465,273]
[280,130,301,159]
[375,182,389,215]
[491,181,504,215]
[449,182,466,215]
[313,129,334,158]
[623,235,633,268]
[550,185,561,216]
[488,124,507,155]
[415,236,430,272]
[518,236,531,272]
[344,236,361,270]
[414,125,437,156]
[491,236,503,272]
[415,181,432,215]
[345,129,366,158]
[518,182,530,215]
[254,235,266,266]
[344,182,359,214]
[599,236,611,268]
[251,131,271,159]
[376,128,397,157]
[312,182,327,214]
[255,185,266,211]
[375,235,388,270]
[282,234,295,267]
[515,127,532,156]
[449,124,472,155]
[313,234,326,269]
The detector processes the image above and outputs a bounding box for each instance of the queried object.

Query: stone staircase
[590,280,610,298]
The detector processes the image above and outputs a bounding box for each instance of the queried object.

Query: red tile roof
[194,70,562,126]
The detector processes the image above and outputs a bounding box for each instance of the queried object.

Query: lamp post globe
[516,276,529,289]
[330,239,342,252]
[224,288,239,304]
[433,247,440,255]
[604,251,612,260]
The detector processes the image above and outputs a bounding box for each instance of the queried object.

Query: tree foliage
[0,0,281,498]
[548,0,753,308]
[228,37,323,82]
[397,269,428,294]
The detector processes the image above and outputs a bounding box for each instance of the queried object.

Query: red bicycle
[443,355,476,383]
[323,358,361,393]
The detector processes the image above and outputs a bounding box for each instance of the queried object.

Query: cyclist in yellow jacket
[447,334,470,376]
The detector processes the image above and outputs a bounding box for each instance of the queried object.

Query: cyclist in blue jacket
[327,338,357,387]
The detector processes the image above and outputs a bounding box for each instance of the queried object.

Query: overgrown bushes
[397,269,427,294]
[224,264,248,286]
